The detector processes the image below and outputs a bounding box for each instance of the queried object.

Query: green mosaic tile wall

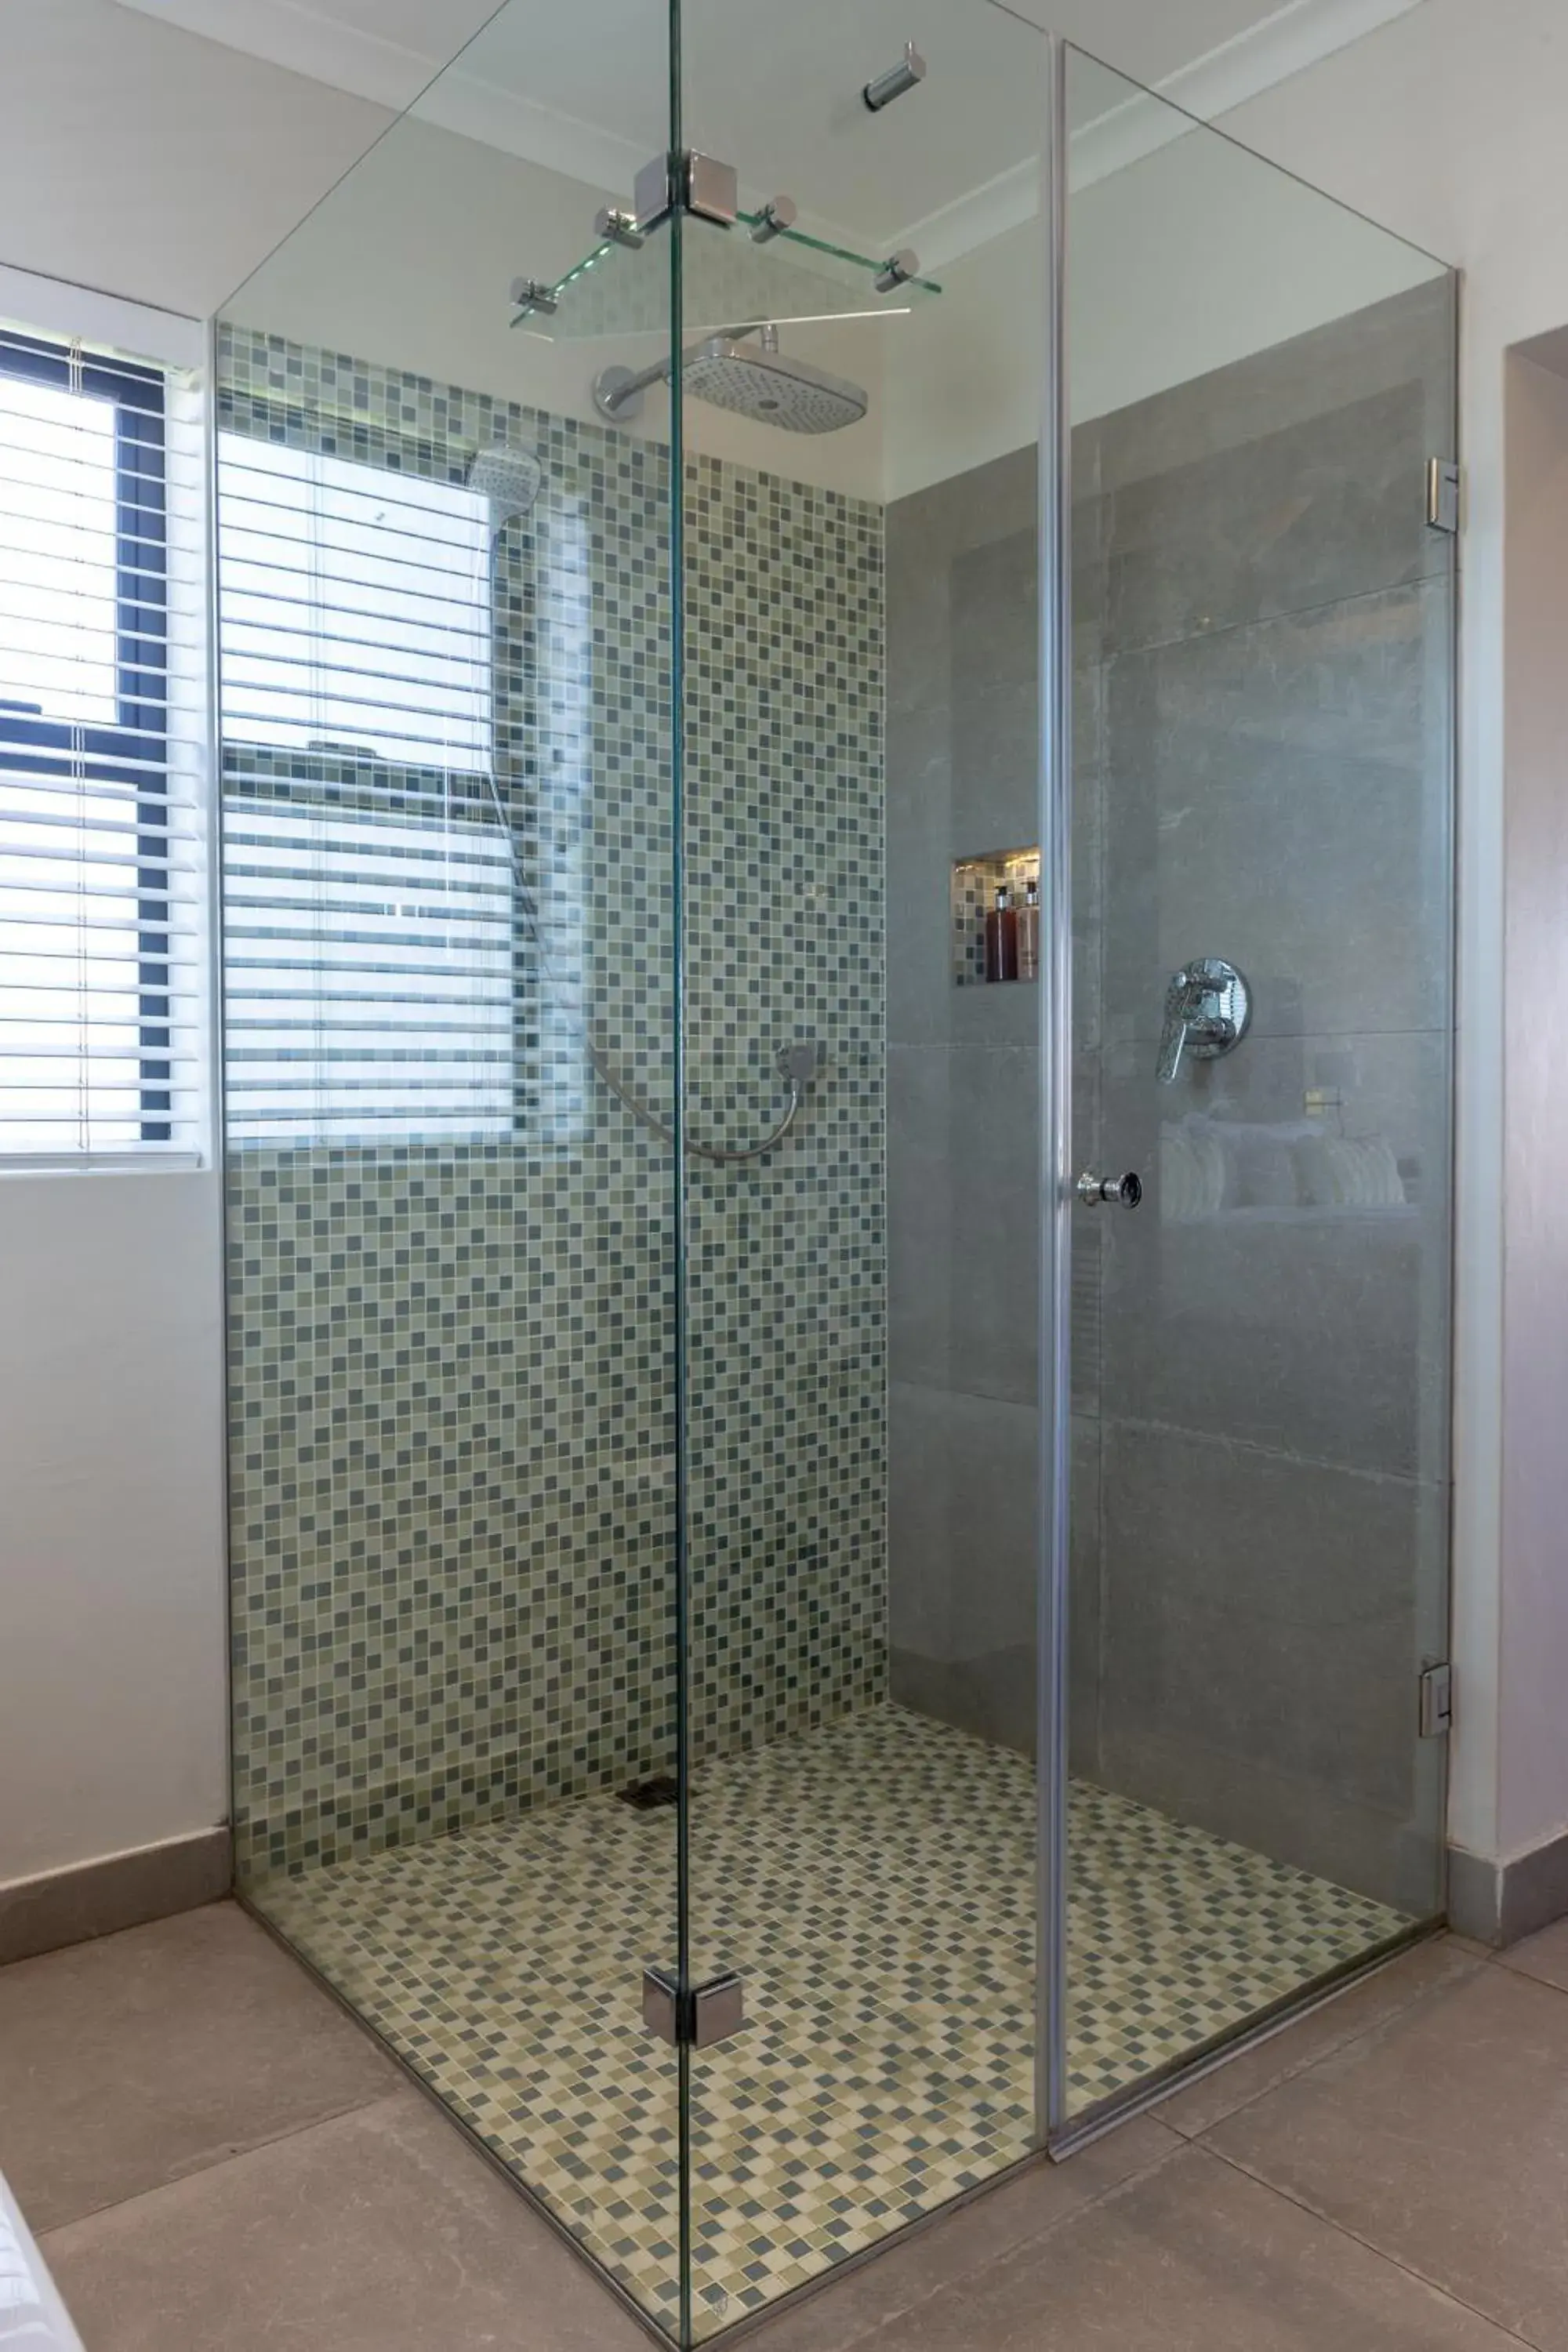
[220,328,887,1882]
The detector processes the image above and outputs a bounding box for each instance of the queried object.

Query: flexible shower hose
[477,767,808,1166]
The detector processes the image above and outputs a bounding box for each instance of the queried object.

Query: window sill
[0,1151,209,1177]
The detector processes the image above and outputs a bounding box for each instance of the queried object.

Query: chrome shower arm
[593,350,674,416]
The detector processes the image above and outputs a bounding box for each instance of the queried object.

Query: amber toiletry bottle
[1018,874,1040,981]
[984,884,1018,982]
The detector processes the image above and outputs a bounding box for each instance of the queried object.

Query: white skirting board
[0,2172,82,2350]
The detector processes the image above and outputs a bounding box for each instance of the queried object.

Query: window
[222,800,514,1144]
[217,440,491,768]
[217,433,514,1145]
[0,329,206,1163]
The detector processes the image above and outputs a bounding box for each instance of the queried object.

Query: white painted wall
[0,263,238,1890]
[1496,345,1568,1871]
[0,1174,228,1884]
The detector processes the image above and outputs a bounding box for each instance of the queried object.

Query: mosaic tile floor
[252,1704,1405,2342]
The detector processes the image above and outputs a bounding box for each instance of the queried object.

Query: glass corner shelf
[523,209,942,343]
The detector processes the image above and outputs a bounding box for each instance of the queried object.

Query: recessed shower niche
[952,848,1042,984]
[214,5,1458,2343]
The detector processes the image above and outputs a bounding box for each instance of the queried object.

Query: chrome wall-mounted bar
[750,197,797,245]
[593,206,644,249]
[873,248,920,293]
[863,41,927,111]
[508,277,558,323]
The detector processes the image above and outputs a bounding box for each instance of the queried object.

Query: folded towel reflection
[0,2173,84,2349]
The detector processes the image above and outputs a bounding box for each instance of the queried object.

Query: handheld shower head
[466,444,544,522]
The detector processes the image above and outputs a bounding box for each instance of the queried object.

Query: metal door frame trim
[1035,25,1073,2146]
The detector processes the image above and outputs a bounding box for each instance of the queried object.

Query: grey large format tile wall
[884,437,1103,1773]
[220,328,885,1882]
[885,280,1455,1913]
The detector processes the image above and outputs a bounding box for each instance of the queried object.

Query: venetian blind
[215,433,515,1145]
[0,328,209,1163]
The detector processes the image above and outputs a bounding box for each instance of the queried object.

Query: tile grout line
[1098,557,1451,666]
[725,1944,1565,2343]
[1161,1943,1483,2142]
[756,2126,1194,2352]
[33,2085,414,2249]
[1196,2140,1548,2350]
[1486,1948,1568,1994]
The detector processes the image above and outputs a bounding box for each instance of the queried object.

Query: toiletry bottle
[1018,875,1040,982]
[984,884,1018,983]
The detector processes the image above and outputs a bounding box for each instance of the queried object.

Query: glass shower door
[1054,45,1457,2130]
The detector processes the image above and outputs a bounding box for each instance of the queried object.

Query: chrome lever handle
[1156,1009,1189,1086]
[1076,1170,1143,1208]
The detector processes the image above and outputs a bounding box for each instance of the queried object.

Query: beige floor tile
[1156,1934,1482,2139]
[833,2143,1520,2351]
[0,1902,397,2229]
[1205,1962,1568,2348]
[41,2091,649,2352]
[748,2121,1179,2352]
[1497,1916,1568,1994]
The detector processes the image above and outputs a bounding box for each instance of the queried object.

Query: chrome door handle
[1076,1171,1142,1208]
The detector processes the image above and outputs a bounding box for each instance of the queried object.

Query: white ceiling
[0,0,1427,325]
[122,0,1398,108]
[418,0,1430,255]
[115,0,1428,255]
[0,0,391,319]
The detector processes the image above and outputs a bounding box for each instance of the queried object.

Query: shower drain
[616,1774,680,1810]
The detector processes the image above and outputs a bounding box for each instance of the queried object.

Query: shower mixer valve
[1156,958,1251,1085]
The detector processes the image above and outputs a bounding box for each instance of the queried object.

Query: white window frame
[0,265,212,1176]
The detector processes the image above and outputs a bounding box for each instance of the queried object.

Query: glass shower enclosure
[216,5,1457,2341]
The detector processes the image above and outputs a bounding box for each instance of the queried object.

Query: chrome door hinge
[1426,459,1460,535]
[642,1965,749,2049]
[1419,1661,1453,1738]
[633,150,739,234]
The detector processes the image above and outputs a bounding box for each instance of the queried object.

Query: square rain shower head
[683,336,869,434]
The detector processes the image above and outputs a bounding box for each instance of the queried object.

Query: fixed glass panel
[1060,45,1455,2122]
[216,3,691,2335]
[670,2,1048,2334]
